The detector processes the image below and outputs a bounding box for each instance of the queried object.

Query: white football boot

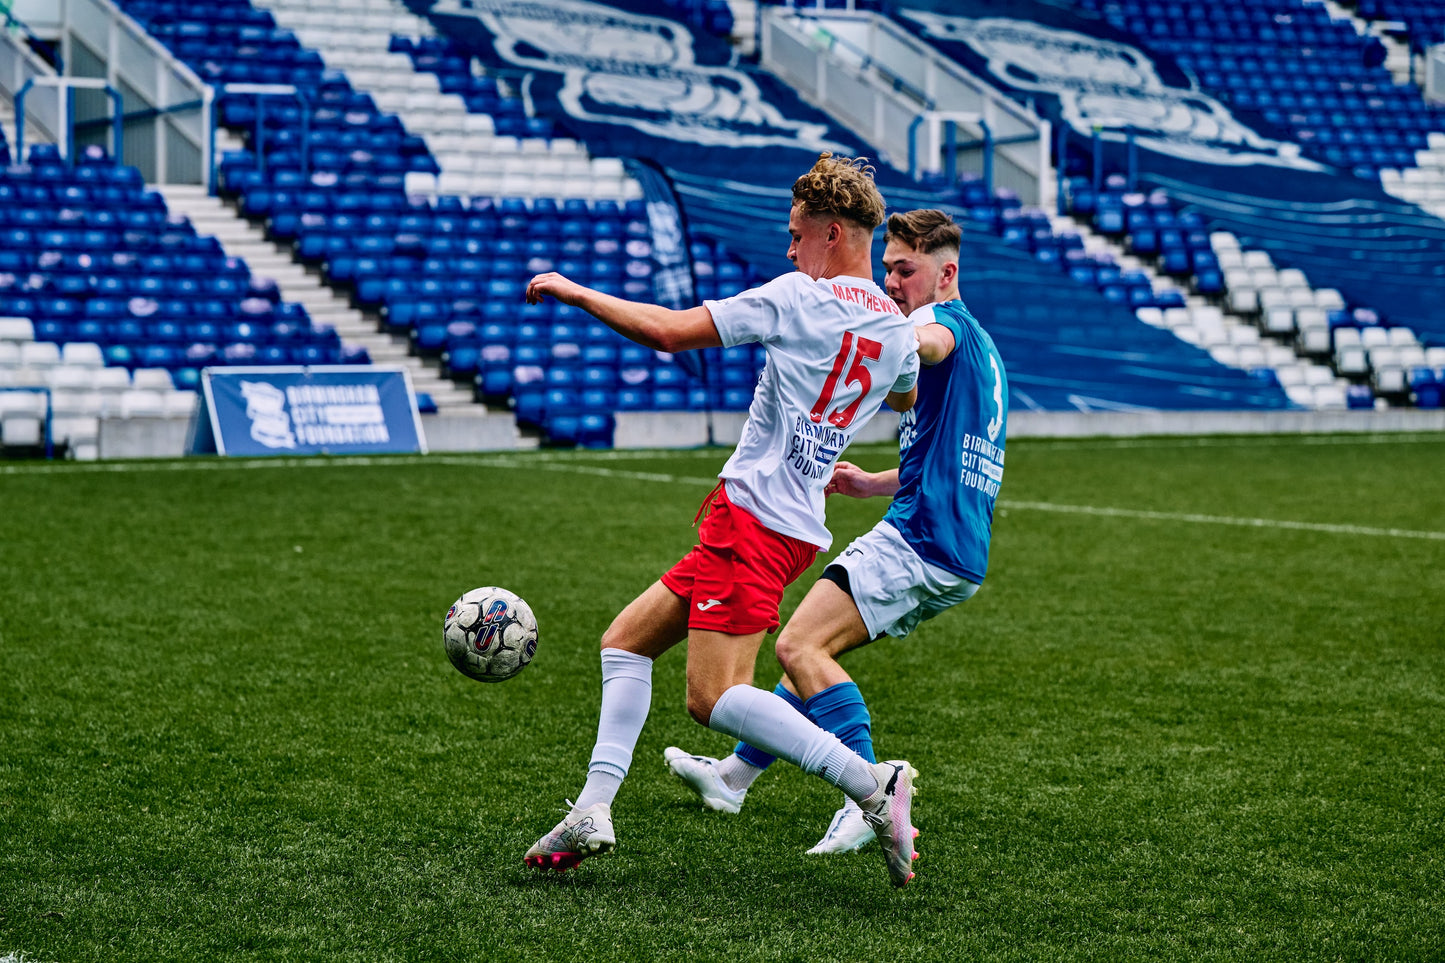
[663,746,747,813]
[859,760,919,887]
[806,800,876,854]
[523,802,616,871]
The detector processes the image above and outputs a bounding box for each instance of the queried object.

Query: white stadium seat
[18,342,60,368]
[1,415,43,446]
[60,342,106,367]
[51,415,99,447]
[1283,383,1315,407]
[46,366,97,391]
[1263,306,1297,336]
[164,391,199,417]
[118,390,167,419]
[0,317,35,341]
[93,367,132,393]
[131,368,175,391]
[1273,365,1306,387]
[1335,345,1368,377]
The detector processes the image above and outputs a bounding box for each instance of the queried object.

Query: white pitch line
[1003,433,1445,452]
[0,450,727,478]
[1000,500,1445,541]
[463,456,717,486]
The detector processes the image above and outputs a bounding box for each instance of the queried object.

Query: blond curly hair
[791,152,886,231]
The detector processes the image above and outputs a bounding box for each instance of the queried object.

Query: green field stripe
[0,450,730,477]
[453,456,719,486]
[1002,499,1445,540]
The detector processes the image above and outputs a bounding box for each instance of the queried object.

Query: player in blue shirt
[665,209,1009,854]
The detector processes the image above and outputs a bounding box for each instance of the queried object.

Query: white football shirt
[705,272,920,549]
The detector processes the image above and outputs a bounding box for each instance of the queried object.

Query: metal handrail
[73,96,206,134]
[908,111,993,191]
[16,76,123,163]
[208,83,310,194]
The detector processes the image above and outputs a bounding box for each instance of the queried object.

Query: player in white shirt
[521,153,923,887]
[665,210,1009,856]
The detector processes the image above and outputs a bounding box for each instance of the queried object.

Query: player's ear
[939,258,959,289]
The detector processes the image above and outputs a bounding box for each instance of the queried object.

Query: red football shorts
[662,481,819,634]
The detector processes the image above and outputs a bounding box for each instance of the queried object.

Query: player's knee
[774,631,815,677]
[598,610,642,652]
[684,675,725,726]
[685,687,716,726]
[598,620,627,652]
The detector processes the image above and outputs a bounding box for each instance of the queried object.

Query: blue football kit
[883,298,1008,584]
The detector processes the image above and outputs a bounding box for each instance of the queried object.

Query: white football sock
[573,648,653,812]
[715,753,765,793]
[707,684,879,803]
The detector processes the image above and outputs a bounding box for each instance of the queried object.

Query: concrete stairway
[0,94,60,161]
[155,182,479,410]
[1054,213,1351,408]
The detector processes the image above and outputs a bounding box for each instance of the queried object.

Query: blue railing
[17,76,124,164]
[208,83,310,194]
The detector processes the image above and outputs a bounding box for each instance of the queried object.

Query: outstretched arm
[916,321,956,365]
[526,272,723,353]
[825,461,901,499]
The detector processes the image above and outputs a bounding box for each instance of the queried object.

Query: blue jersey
[882,299,1008,583]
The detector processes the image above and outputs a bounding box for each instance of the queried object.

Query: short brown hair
[791,152,886,231]
[884,209,961,257]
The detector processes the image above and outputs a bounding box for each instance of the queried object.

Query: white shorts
[825,520,979,640]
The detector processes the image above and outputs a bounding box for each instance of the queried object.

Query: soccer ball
[443,586,539,683]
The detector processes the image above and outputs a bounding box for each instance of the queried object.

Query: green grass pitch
[1,433,1442,962]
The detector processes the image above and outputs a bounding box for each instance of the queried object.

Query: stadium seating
[31,0,1431,460]
[0,151,346,374]
[1047,0,1445,346]
[1073,0,1445,175]
[0,136,368,457]
[1354,0,1445,51]
[401,0,1307,413]
[856,0,1442,404]
[110,0,781,445]
[0,311,198,459]
[1056,175,1406,408]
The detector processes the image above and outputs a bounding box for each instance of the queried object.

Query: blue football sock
[804,681,875,764]
[733,681,807,770]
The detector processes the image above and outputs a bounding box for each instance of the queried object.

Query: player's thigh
[775,578,871,662]
[684,627,768,722]
[600,580,690,659]
[824,521,974,641]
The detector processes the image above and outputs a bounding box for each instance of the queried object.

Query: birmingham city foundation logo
[432,0,849,152]
[239,380,295,449]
